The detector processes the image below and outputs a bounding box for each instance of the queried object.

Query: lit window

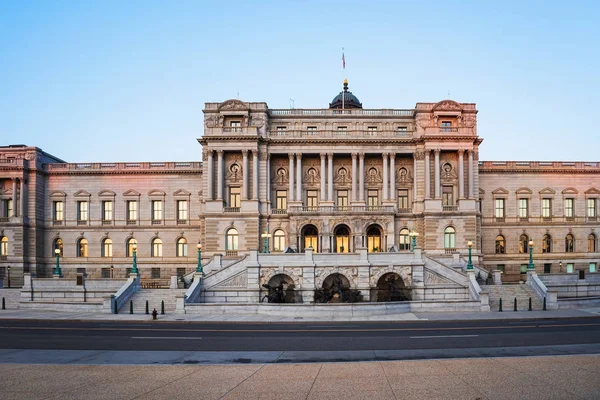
[152,238,163,257]
[564,198,574,218]
[54,201,64,221]
[337,190,348,208]
[177,238,187,257]
[519,234,529,254]
[177,200,189,220]
[152,200,163,221]
[336,126,347,135]
[588,198,597,217]
[77,238,88,257]
[102,238,113,257]
[127,200,138,220]
[229,188,241,208]
[519,199,529,218]
[495,235,505,254]
[276,126,286,135]
[230,121,241,132]
[0,236,7,256]
[77,201,88,221]
[589,234,597,253]
[367,190,379,208]
[127,238,137,257]
[366,126,377,136]
[565,234,575,252]
[398,228,410,251]
[226,228,239,250]
[495,199,505,218]
[307,190,318,210]
[444,227,456,249]
[442,186,453,206]
[102,201,113,221]
[307,126,317,135]
[441,121,452,132]
[276,190,287,210]
[397,126,407,135]
[273,230,286,252]
[542,234,552,253]
[542,199,552,218]
[398,189,409,209]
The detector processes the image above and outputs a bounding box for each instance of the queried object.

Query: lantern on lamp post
[528,240,535,270]
[196,243,203,274]
[53,248,62,277]
[130,244,139,275]
[466,240,474,271]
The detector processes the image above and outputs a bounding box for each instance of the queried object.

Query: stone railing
[527,271,558,309]
[289,205,395,214]
[46,161,202,173]
[467,271,490,311]
[482,216,597,224]
[478,161,600,170]
[269,108,413,116]
[269,129,413,139]
[423,127,475,136]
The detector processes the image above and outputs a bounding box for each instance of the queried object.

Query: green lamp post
[466,240,474,271]
[527,240,535,270]
[196,243,203,274]
[130,244,139,275]
[261,229,271,253]
[53,248,62,277]
[409,229,419,252]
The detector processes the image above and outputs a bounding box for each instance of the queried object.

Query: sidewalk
[1,307,599,323]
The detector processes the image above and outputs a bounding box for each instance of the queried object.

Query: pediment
[98,190,116,197]
[432,100,463,112]
[585,187,600,195]
[539,188,556,195]
[50,190,67,198]
[562,187,578,195]
[148,189,166,197]
[217,99,249,112]
[492,188,509,195]
[73,190,91,197]
[123,189,140,197]
[173,189,191,197]
[516,187,532,195]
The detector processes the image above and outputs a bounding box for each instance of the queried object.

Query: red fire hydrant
[152,308,158,320]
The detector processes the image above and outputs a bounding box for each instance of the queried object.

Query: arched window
[334,225,350,253]
[302,225,318,252]
[542,234,552,253]
[126,238,137,257]
[519,234,529,254]
[273,229,286,252]
[444,227,456,249]
[399,228,410,251]
[367,225,382,252]
[565,234,574,253]
[77,238,88,257]
[495,235,505,254]
[152,238,163,257]
[177,238,187,257]
[102,238,113,257]
[53,238,63,257]
[0,236,7,256]
[226,228,239,251]
[589,234,597,253]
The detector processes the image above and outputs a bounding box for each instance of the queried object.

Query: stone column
[389,153,395,203]
[19,178,25,217]
[12,178,17,217]
[458,149,465,198]
[359,153,365,202]
[413,155,417,202]
[252,150,258,200]
[468,150,474,199]
[207,150,214,200]
[434,149,441,199]
[242,150,249,200]
[382,153,388,201]
[351,153,357,202]
[217,151,224,200]
[424,150,431,199]
[288,153,295,202]
[327,153,334,201]
[266,155,271,203]
[320,153,326,201]
[296,153,302,203]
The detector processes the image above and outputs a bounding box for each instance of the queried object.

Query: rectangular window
[520,264,528,273]
[102,201,113,221]
[4,199,13,217]
[127,200,138,220]
[519,198,529,218]
[442,186,453,206]
[177,200,189,220]
[544,263,551,274]
[77,201,88,221]
[590,263,597,273]
[398,189,409,209]
[566,263,574,273]
[229,187,241,208]
[441,121,452,132]
[542,198,552,218]
[337,190,348,208]
[367,190,379,208]
[101,268,111,279]
[307,190,318,209]
[152,200,163,221]
[336,126,347,136]
[564,198,574,218]
[229,121,241,132]
[495,198,505,218]
[497,264,505,274]
[151,267,161,279]
[588,198,597,217]
[53,201,64,221]
[366,126,377,136]
[306,126,317,135]
[276,126,286,135]
[276,190,287,210]
[397,126,407,135]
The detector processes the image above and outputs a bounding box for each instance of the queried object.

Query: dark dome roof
[329,80,362,109]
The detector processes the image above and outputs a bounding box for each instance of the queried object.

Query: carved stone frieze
[215,271,248,288]
[314,267,358,288]
[370,266,412,288]
[424,270,457,286]
[218,99,249,111]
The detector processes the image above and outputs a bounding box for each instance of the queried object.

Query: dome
[329,80,362,109]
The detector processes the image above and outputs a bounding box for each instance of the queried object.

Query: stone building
[0,81,598,289]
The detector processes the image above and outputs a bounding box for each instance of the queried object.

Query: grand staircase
[124,288,186,314]
[486,284,544,311]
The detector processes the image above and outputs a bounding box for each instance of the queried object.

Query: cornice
[479,168,600,175]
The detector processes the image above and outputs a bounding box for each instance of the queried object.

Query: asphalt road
[1,317,600,354]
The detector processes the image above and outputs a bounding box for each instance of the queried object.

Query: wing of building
[1,82,598,288]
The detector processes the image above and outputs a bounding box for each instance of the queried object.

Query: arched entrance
[367,225,383,252]
[301,224,319,252]
[334,224,350,253]
[261,274,296,303]
[315,273,362,303]
[374,273,411,302]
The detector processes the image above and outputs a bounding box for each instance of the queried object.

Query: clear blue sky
[1,1,599,162]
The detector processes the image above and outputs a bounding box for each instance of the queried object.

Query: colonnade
[1,177,24,218]
[205,150,261,201]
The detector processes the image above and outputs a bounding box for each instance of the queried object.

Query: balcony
[443,205,458,212]
[270,108,413,117]
[177,219,189,225]
[52,220,63,226]
[271,209,288,214]
[269,129,413,140]
[423,126,475,136]
[289,205,395,214]
[77,220,88,226]
[126,220,137,226]
[102,220,113,226]
[151,220,162,225]
[445,248,456,255]
[225,250,239,257]
[224,207,240,213]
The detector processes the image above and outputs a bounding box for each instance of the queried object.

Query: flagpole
[342,48,345,111]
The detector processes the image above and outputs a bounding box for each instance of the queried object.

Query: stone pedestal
[493,270,502,285]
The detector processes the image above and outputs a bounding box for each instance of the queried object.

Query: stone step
[123,289,185,313]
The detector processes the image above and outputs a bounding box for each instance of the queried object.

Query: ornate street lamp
[409,229,419,252]
[528,240,535,270]
[196,243,203,274]
[130,244,139,275]
[261,229,272,254]
[466,241,474,271]
[53,248,62,277]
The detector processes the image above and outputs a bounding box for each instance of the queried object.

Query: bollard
[528,297,532,311]
[2,297,5,310]
[145,300,149,314]
[161,300,165,315]
[543,297,547,311]
[514,298,517,311]
[152,308,158,320]
[114,300,118,314]
[130,300,133,314]
[499,298,502,312]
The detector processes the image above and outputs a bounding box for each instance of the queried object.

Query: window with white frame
[273,229,286,252]
[542,199,552,218]
[519,198,529,218]
[588,198,597,217]
[152,200,163,221]
[495,198,505,218]
[367,189,379,208]
[398,228,410,251]
[442,186,453,206]
[102,238,113,257]
[102,200,113,221]
[77,201,88,221]
[53,201,64,221]
[177,200,189,220]
[226,228,239,250]
[564,198,574,218]
[127,200,138,220]
[152,238,163,257]
[398,189,409,209]
[177,237,187,257]
[307,190,318,210]
[337,190,348,208]
[276,190,287,210]
[228,188,240,208]
[444,227,456,249]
